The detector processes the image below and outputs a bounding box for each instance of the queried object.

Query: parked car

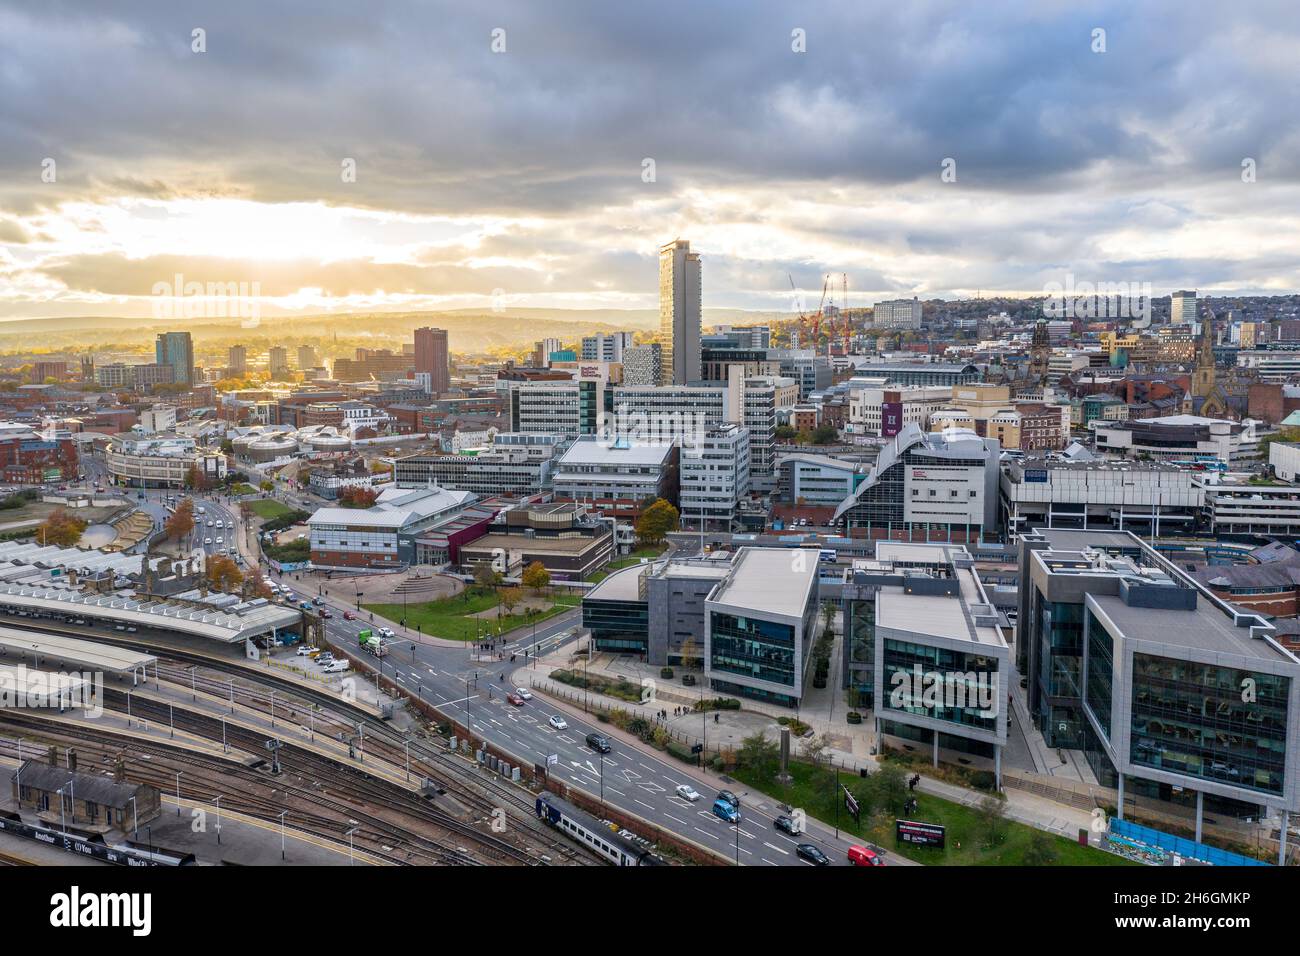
[548,714,568,731]
[797,844,830,866]
[323,659,350,674]
[296,645,318,656]
[676,784,701,802]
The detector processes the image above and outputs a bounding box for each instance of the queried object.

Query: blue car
[712,798,741,824]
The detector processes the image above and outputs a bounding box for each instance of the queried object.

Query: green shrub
[667,741,696,763]
[846,711,862,724]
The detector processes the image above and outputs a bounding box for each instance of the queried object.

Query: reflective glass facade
[709,612,796,690]
[1129,653,1289,796]
[1084,613,1114,742]
[584,599,649,654]
[880,638,999,733]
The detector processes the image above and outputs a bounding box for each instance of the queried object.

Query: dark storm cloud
[4,0,1298,212]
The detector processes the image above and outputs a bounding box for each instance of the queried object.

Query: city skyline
[3,0,1300,323]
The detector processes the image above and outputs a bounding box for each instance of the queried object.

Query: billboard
[881,402,903,437]
[896,819,946,848]
[1023,468,1049,483]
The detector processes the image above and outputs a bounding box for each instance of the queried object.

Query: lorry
[357,629,389,657]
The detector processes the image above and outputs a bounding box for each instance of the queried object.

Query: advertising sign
[881,402,903,437]
[896,819,946,848]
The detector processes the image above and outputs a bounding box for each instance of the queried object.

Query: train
[534,794,664,866]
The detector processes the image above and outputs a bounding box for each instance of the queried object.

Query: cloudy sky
[2,0,1299,321]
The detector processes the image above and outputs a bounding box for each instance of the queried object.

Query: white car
[216,520,224,529]
[514,687,533,701]
[296,645,318,656]
[206,519,214,527]
[204,537,212,545]
[548,715,568,731]
[675,784,701,802]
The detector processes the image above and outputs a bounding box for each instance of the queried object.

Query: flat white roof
[0,626,156,674]
[708,547,818,619]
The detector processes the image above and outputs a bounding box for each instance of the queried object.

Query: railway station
[0,626,156,684]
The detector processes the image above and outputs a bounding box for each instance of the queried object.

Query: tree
[499,586,523,616]
[164,498,195,541]
[37,508,87,547]
[1023,830,1059,866]
[679,636,699,670]
[248,575,276,599]
[258,480,274,493]
[634,498,679,545]
[975,794,1009,848]
[521,561,550,593]
[473,562,501,593]
[803,733,831,767]
[735,732,780,779]
[865,763,909,815]
[184,464,209,491]
[206,554,244,593]
[774,424,797,442]
[811,423,839,444]
[337,486,378,509]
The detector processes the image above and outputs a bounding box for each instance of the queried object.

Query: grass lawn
[731,760,1135,867]
[365,591,580,642]
[247,498,294,520]
[231,482,259,496]
[606,543,668,571]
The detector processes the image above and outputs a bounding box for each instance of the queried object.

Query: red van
[847,845,885,867]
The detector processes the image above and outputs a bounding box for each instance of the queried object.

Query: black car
[774,814,799,836]
[585,733,612,754]
[716,790,739,808]
[796,844,831,866]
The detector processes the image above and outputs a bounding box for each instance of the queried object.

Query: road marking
[635,799,655,811]
[763,842,789,855]
[665,813,688,826]
[694,827,718,840]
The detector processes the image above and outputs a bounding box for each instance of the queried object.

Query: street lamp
[734,796,742,866]
[345,823,359,865]
[279,810,288,861]
[174,771,183,817]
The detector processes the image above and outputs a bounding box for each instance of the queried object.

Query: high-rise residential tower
[155,331,194,385]
[1170,290,1197,327]
[414,327,450,394]
[658,239,701,385]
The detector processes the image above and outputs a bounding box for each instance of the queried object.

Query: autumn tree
[634,498,679,546]
[521,561,550,594]
[37,509,87,547]
[206,554,244,593]
[184,464,209,491]
[338,486,378,509]
[165,498,195,541]
[473,562,501,594]
[499,586,523,616]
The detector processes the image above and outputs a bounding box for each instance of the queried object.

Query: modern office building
[775,453,866,506]
[849,385,952,437]
[679,423,750,531]
[1170,290,1198,328]
[659,239,702,385]
[227,345,247,375]
[1093,415,1260,464]
[581,332,635,363]
[509,380,599,437]
[105,433,227,488]
[155,331,195,386]
[1000,459,1203,537]
[850,361,980,388]
[842,542,1010,781]
[551,435,680,520]
[308,485,478,570]
[414,327,450,394]
[394,433,565,497]
[296,345,319,370]
[1017,529,1300,852]
[621,344,663,386]
[705,546,821,707]
[872,297,923,330]
[832,423,1000,543]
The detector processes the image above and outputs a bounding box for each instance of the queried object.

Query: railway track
[0,620,604,865]
[0,709,533,866]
